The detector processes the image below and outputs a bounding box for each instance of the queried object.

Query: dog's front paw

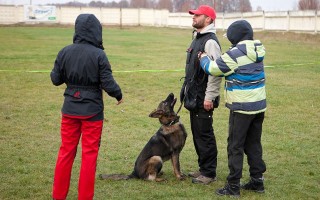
[177,173,187,181]
[155,177,167,182]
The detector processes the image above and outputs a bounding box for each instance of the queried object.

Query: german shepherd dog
[99,93,187,181]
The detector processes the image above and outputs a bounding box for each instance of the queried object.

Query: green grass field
[0,26,319,199]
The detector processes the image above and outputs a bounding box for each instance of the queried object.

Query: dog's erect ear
[149,109,164,118]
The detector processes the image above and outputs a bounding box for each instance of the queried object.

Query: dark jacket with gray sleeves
[181,31,220,110]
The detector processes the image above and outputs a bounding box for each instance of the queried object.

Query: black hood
[73,14,104,50]
[227,20,253,46]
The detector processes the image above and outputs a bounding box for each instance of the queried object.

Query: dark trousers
[190,109,217,178]
[227,111,266,184]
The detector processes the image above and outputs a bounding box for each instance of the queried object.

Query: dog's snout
[166,93,174,101]
[171,98,177,107]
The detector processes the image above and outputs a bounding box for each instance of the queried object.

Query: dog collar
[164,115,180,126]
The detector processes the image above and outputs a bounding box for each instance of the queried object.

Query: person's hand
[198,52,207,59]
[116,99,123,105]
[203,100,213,111]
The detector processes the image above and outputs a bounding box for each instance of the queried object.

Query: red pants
[52,115,103,200]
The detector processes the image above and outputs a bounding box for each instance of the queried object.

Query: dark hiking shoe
[241,177,265,193]
[192,175,216,184]
[188,171,201,178]
[216,183,240,198]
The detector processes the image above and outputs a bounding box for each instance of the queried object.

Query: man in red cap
[180,5,222,185]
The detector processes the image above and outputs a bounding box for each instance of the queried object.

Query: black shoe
[241,177,265,193]
[216,183,240,198]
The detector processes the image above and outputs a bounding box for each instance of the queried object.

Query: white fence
[0,5,319,33]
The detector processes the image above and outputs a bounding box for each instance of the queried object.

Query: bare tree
[298,0,319,10]
[190,0,215,8]
[213,0,252,12]
[130,0,148,8]
[89,1,106,7]
[173,0,193,12]
[240,0,252,12]
[119,0,130,8]
[58,1,86,7]
[56,0,251,11]
[157,0,173,12]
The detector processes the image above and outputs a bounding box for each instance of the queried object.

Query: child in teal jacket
[199,20,267,197]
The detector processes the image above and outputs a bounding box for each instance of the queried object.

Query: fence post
[120,7,122,29]
[263,11,265,31]
[99,7,102,23]
[222,12,225,31]
[138,8,141,26]
[153,8,155,26]
[315,10,318,33]
[287,11,290,32]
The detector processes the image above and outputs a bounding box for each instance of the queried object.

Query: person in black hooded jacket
[51,14,123,200]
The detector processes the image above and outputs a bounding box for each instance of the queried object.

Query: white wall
[0,5,24,24]
[0,5,318,33]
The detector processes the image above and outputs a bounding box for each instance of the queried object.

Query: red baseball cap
[189,5,216,21]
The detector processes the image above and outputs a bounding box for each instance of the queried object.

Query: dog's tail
[99,173,135,180]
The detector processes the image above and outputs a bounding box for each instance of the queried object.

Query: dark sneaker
[241,177,265,193]
[192,175,216,184]
[188,171,201,178]
[216,183,240,198]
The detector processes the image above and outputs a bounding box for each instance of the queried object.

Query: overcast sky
[0,0,299,11]
[250,0,298,11]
